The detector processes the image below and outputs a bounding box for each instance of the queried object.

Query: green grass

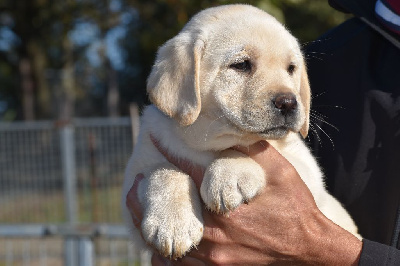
[0,186,123,224]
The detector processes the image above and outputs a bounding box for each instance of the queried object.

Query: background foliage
[0,0,350,121]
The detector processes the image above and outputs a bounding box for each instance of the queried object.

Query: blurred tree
[0,0,350,121]
[0,0,137,120]
[0,0,48,120]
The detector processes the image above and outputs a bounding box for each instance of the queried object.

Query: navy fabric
[360,239,400,265]
[306,17,400,264]
[328,0,400,48]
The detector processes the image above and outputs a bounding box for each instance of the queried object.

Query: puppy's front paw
[201,151,265,213]
[139,168,203,259]
[141,207,203,259]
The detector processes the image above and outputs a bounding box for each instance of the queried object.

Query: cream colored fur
[122,4,360,259]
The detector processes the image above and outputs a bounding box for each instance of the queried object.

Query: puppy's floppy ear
[147,34,205,126]
[299,59,311,139]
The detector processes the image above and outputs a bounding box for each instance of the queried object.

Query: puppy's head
[147,4,310,140]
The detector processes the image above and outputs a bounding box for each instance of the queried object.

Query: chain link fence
[0,115,150,265]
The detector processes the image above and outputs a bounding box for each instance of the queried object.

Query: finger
[126,174,145,227]
[176,256,207,266]
[150,134,205,189]
[151,253,206,266]
[233,140,284,168]
[151,254,173,266]
[232,140,270,157]
[233,141,299,184]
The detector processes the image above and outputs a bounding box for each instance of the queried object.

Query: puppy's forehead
[186,5,300,56]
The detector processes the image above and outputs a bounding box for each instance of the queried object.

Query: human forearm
[298,210,362,265]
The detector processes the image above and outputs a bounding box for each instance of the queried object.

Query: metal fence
[0,116,150,265]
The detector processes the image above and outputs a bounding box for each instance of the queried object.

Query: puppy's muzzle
[273,93,298,116]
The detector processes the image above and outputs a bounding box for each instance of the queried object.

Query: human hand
[126,139,362,265]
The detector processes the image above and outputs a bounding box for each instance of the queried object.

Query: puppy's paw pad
[201,158,265,214]
[141,211,203,259]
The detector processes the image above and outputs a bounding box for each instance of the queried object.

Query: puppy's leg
[138,164,203,259]
[201,150,265,214]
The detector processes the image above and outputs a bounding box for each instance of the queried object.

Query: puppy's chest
[269,137,324,193]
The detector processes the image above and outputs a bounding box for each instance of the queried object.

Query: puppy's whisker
[310,113,339,131]
[301,37,332,46]
[307,51,327,56]
[204,114,226,143]
[314,104,346,110]
[311,121,335,149]
[305,55,324,61]
[309,124,322,146]
[237,131,248,147]
[309,92,346,111]
[311,91,327,99]
[310,109,329,119]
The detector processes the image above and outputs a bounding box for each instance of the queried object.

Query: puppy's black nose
[273,93,297,114]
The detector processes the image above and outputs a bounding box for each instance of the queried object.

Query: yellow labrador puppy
[122,4,360,259]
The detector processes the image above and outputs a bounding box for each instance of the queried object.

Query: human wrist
[304,211,362,265]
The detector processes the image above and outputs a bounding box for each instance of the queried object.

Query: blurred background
[0,0,350,265]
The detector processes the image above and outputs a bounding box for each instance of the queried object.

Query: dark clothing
[361,240,400,265]
[306,17,400,264]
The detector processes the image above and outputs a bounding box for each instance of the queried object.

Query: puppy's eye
[230,60,252,72]
[287,63,296,75]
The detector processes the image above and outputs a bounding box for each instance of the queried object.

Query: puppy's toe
[236,166,265,201]
[201,157,265,214]
[141,210,203,259]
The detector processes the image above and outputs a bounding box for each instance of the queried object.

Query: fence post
[60,124,79,265]
[60,124,78,223]
[64,238,78,266]
[79,237,94,266]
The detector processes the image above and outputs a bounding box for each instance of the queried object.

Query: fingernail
[152,254,172,266]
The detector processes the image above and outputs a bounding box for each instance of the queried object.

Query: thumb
[126,174,145,228]
[233,141,301,185]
